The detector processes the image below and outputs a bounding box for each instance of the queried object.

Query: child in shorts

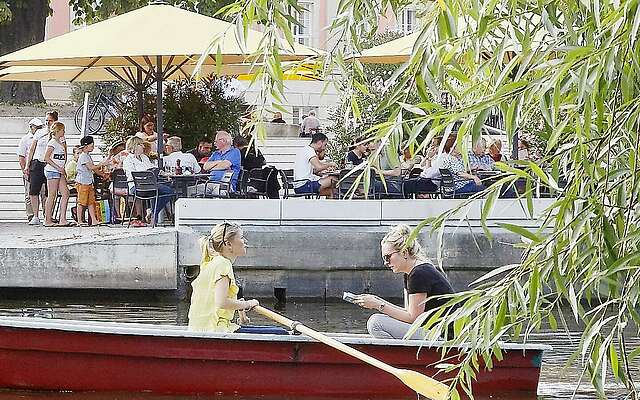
[75,136,110,226]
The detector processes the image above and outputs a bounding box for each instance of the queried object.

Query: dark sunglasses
[221,221,230,246]
[382,251,399,264]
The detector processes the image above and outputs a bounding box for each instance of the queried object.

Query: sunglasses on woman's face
[382,251,399,264]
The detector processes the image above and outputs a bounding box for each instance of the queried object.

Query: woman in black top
[353,224,456,339]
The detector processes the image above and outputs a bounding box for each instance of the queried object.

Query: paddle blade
[396,368,448,400]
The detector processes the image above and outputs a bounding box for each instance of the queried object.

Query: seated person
[488,138,504,162]
[468,138,495,171]
[368,141,404,195]
[293,132,337,197]
[404,137,443,196]
[271,112,286,124]
[346,136,368,166]
[233,134,266,171]
[194,130,241,196]
[164,136,202,173]
[441,141,485,195]
[518,138,531,160]
[188,138,213,165]
[189,222,286,335]
[123,136,175,225]
[353,224,457,339]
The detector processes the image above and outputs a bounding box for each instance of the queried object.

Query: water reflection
[0,297,637,400]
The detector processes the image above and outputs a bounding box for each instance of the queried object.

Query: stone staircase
[0,117,86,221]
[0,116,311,221]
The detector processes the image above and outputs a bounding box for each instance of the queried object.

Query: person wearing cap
[24,118,51,226]
[75,136,111,226]
[17,118,46,222]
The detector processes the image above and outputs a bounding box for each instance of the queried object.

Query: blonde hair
[199,222,242,264]
[49,121,65,139]
[381,224,427,260]
[126,136,144,153]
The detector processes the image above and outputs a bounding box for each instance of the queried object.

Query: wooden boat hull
[0,318,548,398]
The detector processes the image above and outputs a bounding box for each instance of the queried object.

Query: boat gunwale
[0,316,552,352]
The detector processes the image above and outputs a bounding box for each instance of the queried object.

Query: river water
[0,295,637,400]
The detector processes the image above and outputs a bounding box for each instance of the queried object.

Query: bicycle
[74,84,125,135]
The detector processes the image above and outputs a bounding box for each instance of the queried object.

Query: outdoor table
[477,170,501,186]
[166,173,210,198]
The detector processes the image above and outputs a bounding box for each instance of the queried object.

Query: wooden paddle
[254,306,449,400]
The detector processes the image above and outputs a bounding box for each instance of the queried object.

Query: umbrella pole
[137,67,144,130]
[156,55,164,170]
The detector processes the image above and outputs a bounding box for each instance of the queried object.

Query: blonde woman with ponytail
[353,224,456,340]
[188,222,287,334]
[43,122,72,227]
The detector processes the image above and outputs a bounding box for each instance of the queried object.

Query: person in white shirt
[43,122,72,227]
[24,122,51,226]
[293,132,337,197]
[123,136,174,226]
[300,110,321,137]
[163,136,201,173]
[17,118,44,222]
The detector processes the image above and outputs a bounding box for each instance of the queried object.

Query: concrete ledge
[176,198,554,227]
[175,198,281,227]
[0,226,177,289]
[281,199,382,225]
[178,225,522,297]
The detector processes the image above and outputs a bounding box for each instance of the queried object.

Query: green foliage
[103,78,247,151]
[325,31,407,164]
[68,0,236,24]
[221,0,640,398]
[0,1,49,24]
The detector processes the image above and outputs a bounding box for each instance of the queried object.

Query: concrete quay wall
[178,226,523,299]
[0,226,177,290]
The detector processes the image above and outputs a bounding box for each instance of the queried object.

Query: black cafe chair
[280,169,319,199]
[129,170,176,228]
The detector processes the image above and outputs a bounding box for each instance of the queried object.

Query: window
[399,7,417,34]
[293,2,313,46]
[292,106,318,124]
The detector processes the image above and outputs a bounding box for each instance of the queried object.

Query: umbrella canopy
[352,18,548,64]
[0,3,321,168]
[353,32,420,64]
[0,65,259,82]
[0,3,319,70]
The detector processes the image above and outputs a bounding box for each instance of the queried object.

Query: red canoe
[0,317,549,398]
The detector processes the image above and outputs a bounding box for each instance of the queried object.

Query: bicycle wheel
[75,103,106,135]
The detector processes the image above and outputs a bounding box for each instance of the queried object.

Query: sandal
[57,221,78,227]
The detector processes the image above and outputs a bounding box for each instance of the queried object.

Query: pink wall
[377,7,398,33]
[45,0,72,39]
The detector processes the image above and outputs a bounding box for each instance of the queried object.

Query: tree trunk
[0,1,48,104]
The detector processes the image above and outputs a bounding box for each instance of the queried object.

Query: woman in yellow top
[188,222,258,332]
[188,222,288,334]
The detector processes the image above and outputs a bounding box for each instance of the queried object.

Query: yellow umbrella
[0,3,319,69]
[352,32,421,64]
[0,3,321,166]
[352,18,548,64]
[0,64,258,82]
[236,63,323,81]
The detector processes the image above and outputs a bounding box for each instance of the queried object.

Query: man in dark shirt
[188,138,213,164]
[233,135,266,171]
[271,112,286,124]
